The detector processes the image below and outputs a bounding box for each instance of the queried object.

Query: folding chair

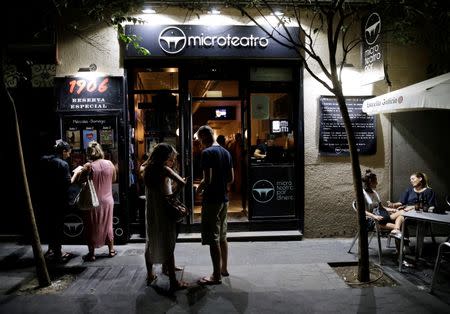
[430,241,450,294]
[348,200,394,265]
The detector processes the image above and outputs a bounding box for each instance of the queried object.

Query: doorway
[188,78,248,223]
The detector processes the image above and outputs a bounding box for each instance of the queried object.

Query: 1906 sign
[55,76,124,111]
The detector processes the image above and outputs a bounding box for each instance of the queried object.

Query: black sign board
[125,25,300,59]
[319,96,376,156]
[249,165,296,218]
[55,76,124,111]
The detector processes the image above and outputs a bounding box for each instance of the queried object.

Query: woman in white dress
[142,143,188,292]
[362,169,405,237]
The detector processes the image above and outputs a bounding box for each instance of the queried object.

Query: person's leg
[144,241,156,284]
[48,206,63,256]
[218,202,229,276]
[167,252,188,291]
[199,203,222,284]
[209,242,222,281]
[220,240,228,276]
[107,239,116,257]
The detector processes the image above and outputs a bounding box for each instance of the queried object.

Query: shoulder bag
[75,172,99,210]
[164,194,188,223]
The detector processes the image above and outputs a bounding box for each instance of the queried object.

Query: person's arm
[111,161,117,183]
[253,148,266,159]
[164,166,186,193]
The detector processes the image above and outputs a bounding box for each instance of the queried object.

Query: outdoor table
[399,210,450,272]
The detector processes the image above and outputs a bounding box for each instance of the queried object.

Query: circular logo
[252,180,275,203]
[158,26,187,54]
[63,213,84,238]
[364,13,381,45]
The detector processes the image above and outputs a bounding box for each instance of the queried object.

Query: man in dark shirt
[196,126,234,285]
[39,140,72,260]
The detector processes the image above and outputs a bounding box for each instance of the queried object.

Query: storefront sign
[361,12,384,85]
[55,76,124,111]
[125,25,299,58]
[249,165,296,218]
[319,96,376,156]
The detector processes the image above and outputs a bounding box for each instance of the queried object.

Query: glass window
[250,93,294,164]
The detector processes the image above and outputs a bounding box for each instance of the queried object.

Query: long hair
[413,172,429,188]
[143,143,176,189]
[362,169,377,192]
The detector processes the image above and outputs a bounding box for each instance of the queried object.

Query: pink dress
[83,159,115,248]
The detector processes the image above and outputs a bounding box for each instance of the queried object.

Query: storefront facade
[7,6,444,240]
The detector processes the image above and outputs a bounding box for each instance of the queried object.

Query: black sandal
[82,253,95,262]
[108,250,117,258]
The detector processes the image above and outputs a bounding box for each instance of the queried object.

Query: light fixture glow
[142,7,156,14]
[208,9,221,15]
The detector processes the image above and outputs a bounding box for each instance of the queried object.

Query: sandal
[146,274,158,286]
[198,276,222,286]
[82,253,96,262]
[108,250,117,258]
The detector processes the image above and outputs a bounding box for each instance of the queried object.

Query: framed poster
[319,96,376,156]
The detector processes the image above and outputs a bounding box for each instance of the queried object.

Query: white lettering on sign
[364,44,382,71]
[187,34,269,48]
[276,181,295,201]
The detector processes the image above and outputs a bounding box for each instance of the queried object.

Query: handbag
[164,194,188,223]
[373,206,390,223]
[75,178,99,210]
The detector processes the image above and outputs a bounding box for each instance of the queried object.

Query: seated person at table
[388,172,437,238]
[362,169,406,237]
[388,172,437,215]
[253,139,274,159]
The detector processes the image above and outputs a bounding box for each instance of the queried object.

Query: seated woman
[362,169,406,237]
[388,172,437,213]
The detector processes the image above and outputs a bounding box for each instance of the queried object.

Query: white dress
[145,176,177,263]
[363,189,381,213]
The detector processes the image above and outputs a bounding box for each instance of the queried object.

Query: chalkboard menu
[319,96,376,156]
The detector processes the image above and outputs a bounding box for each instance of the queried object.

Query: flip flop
[221,271,230,277]
[198,276,222,285]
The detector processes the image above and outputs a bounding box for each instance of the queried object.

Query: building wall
[56,7,439,238]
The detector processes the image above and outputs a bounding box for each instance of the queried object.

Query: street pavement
[0,236,449,313]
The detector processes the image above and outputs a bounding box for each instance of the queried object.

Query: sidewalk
[0,237,449,313]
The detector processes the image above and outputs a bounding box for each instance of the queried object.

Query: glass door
[188,79,248,223]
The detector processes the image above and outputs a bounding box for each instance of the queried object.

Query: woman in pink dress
[73,141,117,261]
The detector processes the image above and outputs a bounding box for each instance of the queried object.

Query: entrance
[188,77,247,223]
[127,60,302,234]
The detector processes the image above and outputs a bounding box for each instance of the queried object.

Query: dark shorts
[201,202,228,245]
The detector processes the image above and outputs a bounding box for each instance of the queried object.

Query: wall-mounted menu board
[319,96,376,156]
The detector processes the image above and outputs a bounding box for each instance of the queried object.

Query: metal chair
[430,241,450,294]
[348,200,394,265]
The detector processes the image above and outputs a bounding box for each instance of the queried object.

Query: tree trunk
[334,91,370,282]
[1,56,51,287]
